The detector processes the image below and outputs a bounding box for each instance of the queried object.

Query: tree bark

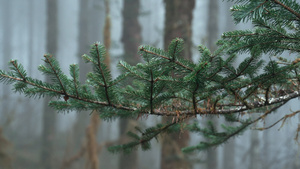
[161,1,195,169]
[163,0,195,60]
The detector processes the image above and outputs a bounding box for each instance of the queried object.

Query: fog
[0,0,299,169]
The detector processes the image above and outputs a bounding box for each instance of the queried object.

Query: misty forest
[1,0,300,169]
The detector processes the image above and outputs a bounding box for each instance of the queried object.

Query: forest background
[0,0,299,169]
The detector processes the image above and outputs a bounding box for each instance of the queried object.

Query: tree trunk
[206,1,219,168]
[71,0,105,168]
[119,0,141,169]
[222,2,236,169]
[121,0,141,65]
[41,0,58,168]
[163,0,195,60]
[0,128,12,169]
[0,0,12,127]
[249,130,261,169]
[73,0,92,149]
[161,1,195,169]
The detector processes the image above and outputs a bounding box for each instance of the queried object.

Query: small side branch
[255,110,300,131]
[95,43,111,105]
[44,55,67,95]
[140,48,193,71]
[10,60,27,81]
[151,90,300,117]
[150,70,154,114]
[71,65,79,97]
[272,0,300,19]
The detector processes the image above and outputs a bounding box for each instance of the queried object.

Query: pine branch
[1,0,300,153]
[94,43,111,105]
[139,47,194,71]
[150,89,300,117]
[272,0,300,19]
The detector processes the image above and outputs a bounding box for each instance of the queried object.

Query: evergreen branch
[265,85,270,105]
[95,43,111,105]
[192,83,199,116]
[139,47,193,71]
[2,0,300,153]
[183,100,286,152]
[1,73,135,111]
[88,74,105,87]
[225,54,257,82]
[109,116,189,153]
[10,60,27,81]
[251,0,269,15]
[119,61,148,81]
[44,55,67,95]
[70,64,79,97]
[227,39,300,54]
[150,70,154,114]
[138,120,180,146]
[1,74,65,96]
[108,72,130,87]
[222,32,298,41]
[150,89,300,116]
[170,38,179,61]
[272,0,300,19]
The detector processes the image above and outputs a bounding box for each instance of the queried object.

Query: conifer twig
[272,0,300,19]
[139,47,193,71]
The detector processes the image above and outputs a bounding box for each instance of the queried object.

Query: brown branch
[223,101,286,143]
[272,0,300,19]
[151,90,300,116]
[295,124,300,143]
[60,146,86,169]
[254,110,300,131]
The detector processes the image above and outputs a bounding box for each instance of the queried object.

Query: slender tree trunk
[296,113,300,168]
[71,0,105,168]
[249,130,262,169]
[161,1,195,169]
[222,2,236,169]
[206,0,219,52]
[0,128,12,169]
[41,0,58,168]
[121,0,141,65]
[119,1,141,169]
[74,0,91,148]
[206,1,219,169]
[0,0,12,127]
